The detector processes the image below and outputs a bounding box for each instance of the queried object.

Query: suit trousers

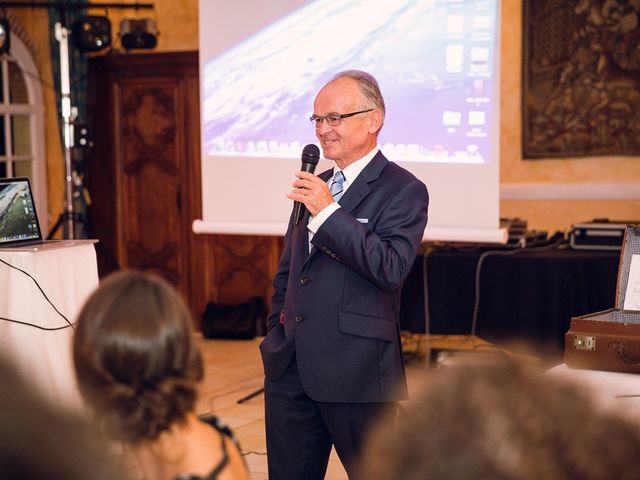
[264,354,392,480]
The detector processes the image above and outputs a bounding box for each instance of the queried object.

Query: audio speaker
[71,15,111,52]
[120,18,158,50]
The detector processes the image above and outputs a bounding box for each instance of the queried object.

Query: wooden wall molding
[501,182,640,199]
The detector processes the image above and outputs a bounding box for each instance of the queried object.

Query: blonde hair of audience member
[0,355,121,480]
[73,270,250,480]
[359,360,640,480]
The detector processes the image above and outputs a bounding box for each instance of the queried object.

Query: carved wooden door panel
[116,80,187,292]
[87,52,282,322]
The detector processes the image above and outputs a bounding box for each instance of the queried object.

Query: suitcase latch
[573,335,596,351]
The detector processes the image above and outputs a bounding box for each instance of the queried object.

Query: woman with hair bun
[73,270,250,480]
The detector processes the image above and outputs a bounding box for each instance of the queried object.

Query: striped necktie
[330,171,345,202]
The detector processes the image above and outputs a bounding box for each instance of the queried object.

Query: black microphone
[294,144,320,225]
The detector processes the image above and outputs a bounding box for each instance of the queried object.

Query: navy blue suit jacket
[259,151,429,403]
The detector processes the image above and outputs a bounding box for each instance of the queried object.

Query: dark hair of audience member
[0,355,121,479]
[359,359,640,480]
[73,270,203,443]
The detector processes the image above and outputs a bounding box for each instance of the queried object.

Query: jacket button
[300,277,310,285]
[295,315,304,323]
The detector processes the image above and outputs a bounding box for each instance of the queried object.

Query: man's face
[313,77,378,169]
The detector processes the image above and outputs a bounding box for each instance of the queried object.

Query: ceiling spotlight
[0,18,10,54]
[71,15,111,52]
[120,18,158,50]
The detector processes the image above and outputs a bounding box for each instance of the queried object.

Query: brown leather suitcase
[565,226,640,373]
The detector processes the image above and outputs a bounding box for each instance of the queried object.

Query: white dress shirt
[307,147,380,246]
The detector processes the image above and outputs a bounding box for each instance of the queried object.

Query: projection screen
[194,0,506,243]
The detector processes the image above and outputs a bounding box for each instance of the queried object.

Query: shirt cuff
[308,202,341,233]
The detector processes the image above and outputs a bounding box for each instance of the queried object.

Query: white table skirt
[547,363,640,424]
[0,242,99,411]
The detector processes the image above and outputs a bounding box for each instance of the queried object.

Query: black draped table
[400,244,620,353]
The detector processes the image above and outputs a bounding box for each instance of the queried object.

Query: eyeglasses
[309,109,374,127]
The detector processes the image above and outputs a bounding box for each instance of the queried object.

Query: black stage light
[120,18,157,50]
[0,18,10,54]
[71,15,111,52]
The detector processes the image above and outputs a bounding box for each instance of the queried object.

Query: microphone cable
[0,257,75,331]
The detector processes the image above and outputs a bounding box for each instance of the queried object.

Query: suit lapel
[318,168,334,185]
[338,151,387,214]
[300,153,388,267]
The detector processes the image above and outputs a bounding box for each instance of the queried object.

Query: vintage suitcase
[565,226,640,373]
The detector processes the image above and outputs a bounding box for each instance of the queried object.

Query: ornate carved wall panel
[523,0,640,157]
[207,235,282,306]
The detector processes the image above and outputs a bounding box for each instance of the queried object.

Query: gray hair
[331,70,386,122]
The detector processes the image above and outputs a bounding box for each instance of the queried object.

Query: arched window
[0,32,47,227]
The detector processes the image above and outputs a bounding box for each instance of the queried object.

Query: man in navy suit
[260,70,429,479]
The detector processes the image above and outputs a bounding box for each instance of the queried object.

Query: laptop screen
[0,177,43,246]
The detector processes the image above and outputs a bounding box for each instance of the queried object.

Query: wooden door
[116,80,188,292]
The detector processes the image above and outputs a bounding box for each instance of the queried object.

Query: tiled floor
[193,333,499,480]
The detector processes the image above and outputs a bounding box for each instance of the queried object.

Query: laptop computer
[0,176,96,251]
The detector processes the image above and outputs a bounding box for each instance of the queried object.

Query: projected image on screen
[202,0,497,164]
